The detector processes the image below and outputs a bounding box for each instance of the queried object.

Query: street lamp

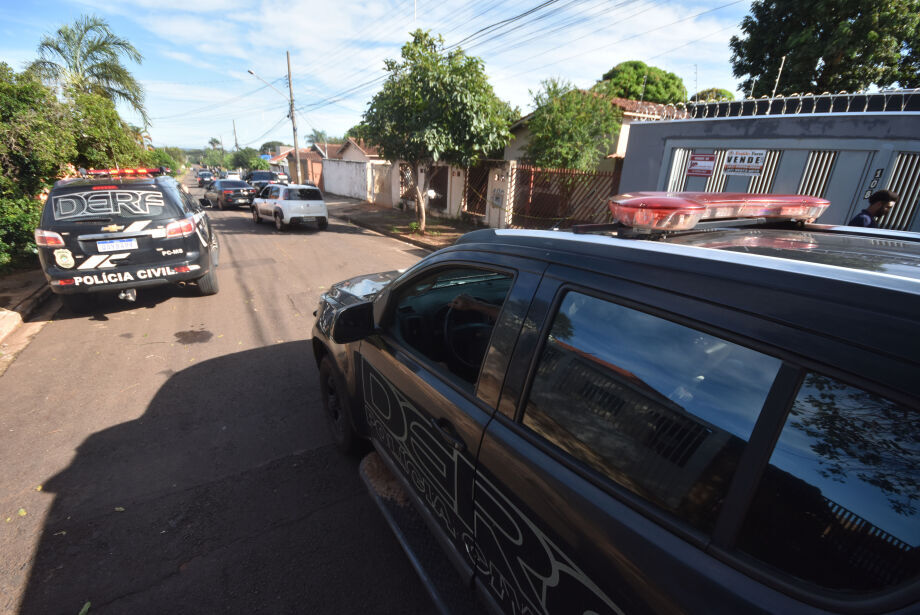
[247,54,301,183]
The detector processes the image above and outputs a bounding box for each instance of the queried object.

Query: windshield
[220,181,250,188]
[250,171,276,181]
[44,184,180,223]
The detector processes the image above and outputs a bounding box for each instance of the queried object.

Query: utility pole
[771,55,787,98]
[694,64,698,100]
[286,51,301,184]
[232,120,240,151]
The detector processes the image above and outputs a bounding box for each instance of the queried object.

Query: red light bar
[609,192,830,231]
[92,185,118,190]
[86,168,159,176]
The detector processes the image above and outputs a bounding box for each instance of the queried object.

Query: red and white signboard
[724,149,766,176]
[686,154,716,177]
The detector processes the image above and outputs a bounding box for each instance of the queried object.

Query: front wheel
[319,357,360,454]
[251,206,262,224]
[197,267,219,295]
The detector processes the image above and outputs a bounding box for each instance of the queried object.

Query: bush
[0,196,42,271]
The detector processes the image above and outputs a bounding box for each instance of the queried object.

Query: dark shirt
[848,209,877,228]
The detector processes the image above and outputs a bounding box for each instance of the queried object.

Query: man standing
[848,190,898,227]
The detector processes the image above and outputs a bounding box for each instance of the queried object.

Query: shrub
[0,196,42,271]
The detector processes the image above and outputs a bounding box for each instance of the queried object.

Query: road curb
[0,284,53,348]
[331,212,438,253]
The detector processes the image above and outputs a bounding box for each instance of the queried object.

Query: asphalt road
[0,176,435,614]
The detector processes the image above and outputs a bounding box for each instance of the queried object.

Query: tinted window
[522,291,782,532]
[46,184,178,222]
[388,267,512,387]
[287,188,322,200]
[220,181,249,188]
[738,373,919,591]
[249,171,276,181]
[270,186,281,198]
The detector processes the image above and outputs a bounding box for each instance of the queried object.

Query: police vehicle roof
[455,226,920,286]
[52,175,170,190]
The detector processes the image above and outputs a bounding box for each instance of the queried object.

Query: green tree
[0,63,75,199]
[229,147,267,171]
[729,0,920,96]
[306,129,328,145]
[0,63,77,269]
[524,79,622,172]
[593,60,686,104]
[691,88,735,101]
[361,30,513,232]
[208,137,222,151]
[29,14,148,125]
[70,92,148,169]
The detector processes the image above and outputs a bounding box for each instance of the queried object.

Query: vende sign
[724,149,766,175]
[687,154,715,177]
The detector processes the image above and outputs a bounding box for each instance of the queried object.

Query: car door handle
[429,417,466,453]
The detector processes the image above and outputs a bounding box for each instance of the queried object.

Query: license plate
[303,217,316,222]
[97,238,138,252]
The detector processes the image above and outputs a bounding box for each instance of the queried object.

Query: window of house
[522,290,782,532]
[387,267,513,387]
[737,372,919,592]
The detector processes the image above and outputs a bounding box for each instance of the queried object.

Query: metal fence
[510,163,621,229]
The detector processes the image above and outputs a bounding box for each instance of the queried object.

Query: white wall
[323,159,369,200]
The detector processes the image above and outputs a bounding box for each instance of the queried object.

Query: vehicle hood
[328,270,401,305]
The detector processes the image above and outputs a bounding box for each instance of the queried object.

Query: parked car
[276,171,290,184]
[311,192,920,615]
[226,171,241,181]
[203,179,256,210]
[35,168,220,312]
[245,170,281,194]
[196,170,213,187]
[251,183,328,230]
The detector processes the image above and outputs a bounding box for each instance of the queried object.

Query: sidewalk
[0,267,52,350]
[323,194,482,252]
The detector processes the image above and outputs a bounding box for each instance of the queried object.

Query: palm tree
[208,137,221,150]
[29,15,148,125]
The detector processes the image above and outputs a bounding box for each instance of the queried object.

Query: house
[503,94,672,171]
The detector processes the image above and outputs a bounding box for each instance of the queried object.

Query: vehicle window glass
[269,186,280,199]
[221,180,248,188]
[737,373,919,592]
[288,188,322,200]
[522,291,782,532]
[388,267,513,388]
[46,184,179,222]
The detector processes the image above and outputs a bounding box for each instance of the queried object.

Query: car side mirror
[199,198,210,207]
[330,301,374,344]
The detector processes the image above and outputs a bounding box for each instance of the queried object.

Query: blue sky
[1,0,754,150]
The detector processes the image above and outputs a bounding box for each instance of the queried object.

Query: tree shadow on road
[18,342,432,615]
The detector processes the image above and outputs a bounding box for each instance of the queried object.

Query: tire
[197,266,219,295]
[252,206,262,224]
[319,357,360,454]
[60,293,93,314]
[274,211,287,231]
[317,216,328,230]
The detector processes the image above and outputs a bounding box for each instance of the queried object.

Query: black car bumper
[44,257,212,295]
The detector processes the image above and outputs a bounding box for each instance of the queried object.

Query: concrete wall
[323,159,369,201]
[371,162,399,207]
[341,146,367,162]
[620,113,920,229]
[504,126,530,161]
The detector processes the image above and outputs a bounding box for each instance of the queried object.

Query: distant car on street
[203,179,256,210]
[276,172,290,184]
[196,170,213,187]
[226,171,241,181]
[251,183,328,230]
[245,170,281,194]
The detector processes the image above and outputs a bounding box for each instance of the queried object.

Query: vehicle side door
[473,264,802,614]
[359,251,544,584]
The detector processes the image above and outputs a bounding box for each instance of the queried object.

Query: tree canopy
[730,0,920,96]
[29,15,148,125]
[361,29,514,231]
[593,60,686,104]
[525,79,622,172]
[70,92,151,169]
[230,147,268,171]
[691,88,735,102]
[260,140,288,153]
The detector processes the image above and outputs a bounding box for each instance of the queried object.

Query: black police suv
[35,169,220,311]
[312,192,920,615]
